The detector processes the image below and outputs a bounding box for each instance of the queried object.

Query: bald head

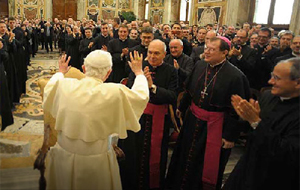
[169,39,183,57]
[205,30,217,45]
[148,40,166,66]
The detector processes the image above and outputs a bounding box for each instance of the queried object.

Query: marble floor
[0,48,245,189]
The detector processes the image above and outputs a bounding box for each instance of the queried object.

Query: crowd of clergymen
[0,16,299,190]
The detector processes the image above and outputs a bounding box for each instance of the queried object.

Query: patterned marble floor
[0,49,59,189]
[0,48,245,189]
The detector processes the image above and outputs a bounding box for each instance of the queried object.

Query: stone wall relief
[151,0,164,7]
[102,0,117,8]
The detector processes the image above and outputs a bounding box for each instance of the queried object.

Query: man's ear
[295,78,300,89]
[103,69,112,82]
[82,65,86,73]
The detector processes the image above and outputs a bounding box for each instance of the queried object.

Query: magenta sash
[190,102,224,190]
[143,103,168,189]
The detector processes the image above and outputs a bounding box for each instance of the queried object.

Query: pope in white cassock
[42,50,149,190]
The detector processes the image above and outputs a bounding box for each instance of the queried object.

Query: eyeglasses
[270,72,291,81]
[204,47,218,53]
[235,35,246,39]
[258,35,268,39]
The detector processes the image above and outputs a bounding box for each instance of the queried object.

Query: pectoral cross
[201,87,208,99]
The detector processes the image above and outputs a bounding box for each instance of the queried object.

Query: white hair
[84,65,111,80]
[151,39,167,52]
[170,39,183,46]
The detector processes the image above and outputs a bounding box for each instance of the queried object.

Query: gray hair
[278,58,300,80]
[84,65,111,80]
[289,58,300,80]
[170,39,183,46]
[151,39,167,52]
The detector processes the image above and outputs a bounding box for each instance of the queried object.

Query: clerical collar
[152,62,163,68]
[173,53,183,59]
[292,52,300,57]
[119,38,127,42]
[102,34,108,38]
[280,97,292,101]
[209,59,226,68]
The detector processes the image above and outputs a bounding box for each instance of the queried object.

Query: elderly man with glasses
[224,57,300,190]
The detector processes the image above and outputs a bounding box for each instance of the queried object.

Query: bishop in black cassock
[166,37,250,190]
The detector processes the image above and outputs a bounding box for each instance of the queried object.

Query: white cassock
[43,72,149,190]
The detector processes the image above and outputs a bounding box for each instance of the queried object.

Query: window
[273,0,294,24]
[253,0,271,24]
[180,0,191,22]
[145,0,149,19]
[253,0,294,25]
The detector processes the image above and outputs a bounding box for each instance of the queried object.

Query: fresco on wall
[151,0,164,7]
[88,0,99,6]
[119,0,130,9]
[103,0,117,8]
[102,9,115,19]
[15,0,45,19]
[198,0,222,2]
[198,7,221,26]
[24,7,37,19]
[24,0,38,5]
[150,9,163,24]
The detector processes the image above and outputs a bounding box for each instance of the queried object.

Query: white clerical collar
[292,52,300,57]
[280,97,292,101]
[209,58,226,68]
[119,38,127,42]
[102,34,108,38]
[152,62,163,68]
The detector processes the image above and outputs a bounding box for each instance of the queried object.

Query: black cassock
[91,34,112,51]
[79,37,94,67]
[12,27,27,94]
[0,49,14,130]
[119,62,178,190]
[228,44,257,90]
[107,38,139,83]
[166,60,250,190]
[1,34,20,103]
[164,53,194,94]
[66,34,82,70]
[223,91,299,190]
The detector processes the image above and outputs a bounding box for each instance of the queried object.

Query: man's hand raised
[128,50,143,76]
[58,54,71,74]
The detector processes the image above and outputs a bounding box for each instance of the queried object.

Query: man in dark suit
[228,29,257,89]
[44,21,53,53]
[164,39,193,93]
[274,35,300,64]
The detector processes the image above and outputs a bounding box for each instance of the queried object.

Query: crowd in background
[0,15,299,189]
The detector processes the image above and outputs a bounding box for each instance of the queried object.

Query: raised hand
[173,59,179,69]
[143,66,153,88]
[128,50,143,76]
[58,54,71,74]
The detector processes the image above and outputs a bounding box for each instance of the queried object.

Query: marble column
[289,0,300,35]
[163,0,171,24]
[45,0,52,19]
[132,0,139,20]
[170,0,179,23]
[8,0,15,16]
[225,0,239,26]
[77,0,86,20]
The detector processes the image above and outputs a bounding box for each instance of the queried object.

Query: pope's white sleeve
[131,74,149,101]
[43,72,64,108]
